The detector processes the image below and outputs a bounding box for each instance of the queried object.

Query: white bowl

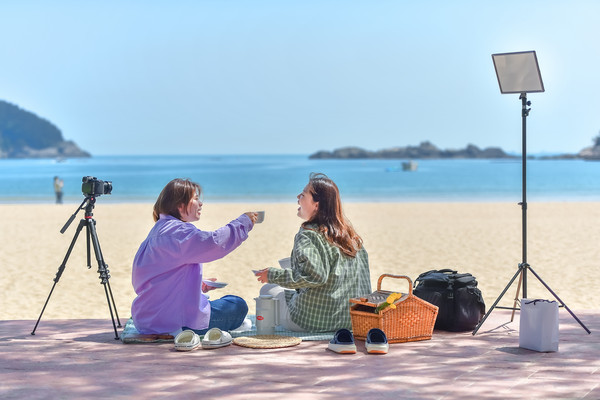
[203,280,228,288]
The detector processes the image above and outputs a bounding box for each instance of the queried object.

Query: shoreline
[4,197,600,205]
[1,201,598,321]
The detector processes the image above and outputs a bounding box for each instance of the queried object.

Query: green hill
[0,100,90,158]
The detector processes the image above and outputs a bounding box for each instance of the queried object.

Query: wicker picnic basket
[350,274,439,343]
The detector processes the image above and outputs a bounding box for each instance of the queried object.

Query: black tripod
[472,93,590,335]
[31,195,122,339]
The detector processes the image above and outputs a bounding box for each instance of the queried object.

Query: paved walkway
[1,310,598,399]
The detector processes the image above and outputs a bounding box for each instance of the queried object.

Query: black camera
[82,176,112,196]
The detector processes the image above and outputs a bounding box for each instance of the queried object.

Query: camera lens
[103,181,113,195]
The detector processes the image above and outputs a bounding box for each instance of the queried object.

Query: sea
[1,155,600,204]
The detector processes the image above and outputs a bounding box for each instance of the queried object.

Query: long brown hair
[152,178,201,222]
[302,173,363,257]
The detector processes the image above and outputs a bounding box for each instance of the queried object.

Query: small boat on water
[385,160,418,172]
[402,160,418,171]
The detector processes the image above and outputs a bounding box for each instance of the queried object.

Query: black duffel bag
[413,269,486,332]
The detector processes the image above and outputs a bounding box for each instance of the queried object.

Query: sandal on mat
[174,330,201,351]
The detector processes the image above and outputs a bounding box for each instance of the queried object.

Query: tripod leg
[32,220,86,335]
[87,219,121,339]
[86,221,92,268]
[527,266,591,334]
[472,264,524,335]
[87,219,121,328]
[31,282,59,336]
[93,244,122,328]
[510,272,523,322]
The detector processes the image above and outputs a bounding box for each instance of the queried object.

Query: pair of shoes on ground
[328,328,389,354]
[174,327,232,351]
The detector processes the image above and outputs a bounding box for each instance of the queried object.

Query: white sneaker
[231,318,253,332]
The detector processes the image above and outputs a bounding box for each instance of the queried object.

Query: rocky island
[310,136,600,161]
[576,135,600,160]
[309,142,515,159]
[0,100,90,159]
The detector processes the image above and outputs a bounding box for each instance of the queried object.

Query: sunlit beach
[3,0,600,398]
[2,201,598,321]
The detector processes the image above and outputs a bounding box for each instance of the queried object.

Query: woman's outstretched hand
[244,212,258,224]
[254,268,269,283]
[202,278,217,293]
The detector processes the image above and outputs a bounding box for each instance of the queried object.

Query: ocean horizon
[1,154,600,204]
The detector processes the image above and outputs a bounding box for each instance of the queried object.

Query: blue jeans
[185,295,248,335]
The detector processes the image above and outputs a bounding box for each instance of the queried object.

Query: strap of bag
[415,270,451,286]
[437,268,458,274]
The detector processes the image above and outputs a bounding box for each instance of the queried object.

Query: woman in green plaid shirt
[255,173,371,332]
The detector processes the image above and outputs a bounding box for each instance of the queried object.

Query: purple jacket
[131,213,253,334]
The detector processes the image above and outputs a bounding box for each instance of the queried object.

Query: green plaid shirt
[268,225,371,332]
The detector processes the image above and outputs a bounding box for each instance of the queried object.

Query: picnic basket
[349,274,439,343]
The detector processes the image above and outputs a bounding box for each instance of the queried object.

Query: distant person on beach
[131,178,259,335]
[255,172,371,332]
[53,176,64,204]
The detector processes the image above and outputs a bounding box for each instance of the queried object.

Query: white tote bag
[519,299,559,352]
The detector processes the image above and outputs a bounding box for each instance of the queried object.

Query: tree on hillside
[0,100,90,158]
[0,100,63,151]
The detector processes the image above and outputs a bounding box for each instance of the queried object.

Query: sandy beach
[1,201,599,321]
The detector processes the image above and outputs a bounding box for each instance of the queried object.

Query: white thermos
[254,294,279,335]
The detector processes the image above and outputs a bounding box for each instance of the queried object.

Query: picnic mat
[230,315,336,341]
[233,335,302,349]
[121,316,335,344]
[120,319,175,343]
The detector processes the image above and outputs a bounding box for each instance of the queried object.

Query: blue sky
[1,1,599,156]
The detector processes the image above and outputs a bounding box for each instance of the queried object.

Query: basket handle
[377,274,413,295]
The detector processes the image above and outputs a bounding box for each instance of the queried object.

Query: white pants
[259,284,306,332]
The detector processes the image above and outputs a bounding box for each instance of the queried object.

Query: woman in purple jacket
[131,178,257,335]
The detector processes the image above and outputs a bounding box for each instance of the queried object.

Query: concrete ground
[1,310,598,399]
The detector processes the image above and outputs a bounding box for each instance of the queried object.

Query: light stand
[31,195,122,339]
[473,51,590,335]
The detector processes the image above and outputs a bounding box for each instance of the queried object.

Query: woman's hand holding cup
[253,268,269,283]
[244,211,265,225]
[244,212,258,224]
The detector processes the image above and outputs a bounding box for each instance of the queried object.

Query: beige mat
[233,335,302,349]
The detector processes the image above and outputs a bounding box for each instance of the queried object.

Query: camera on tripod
[33,174,121,339]
[82,176,112,196]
